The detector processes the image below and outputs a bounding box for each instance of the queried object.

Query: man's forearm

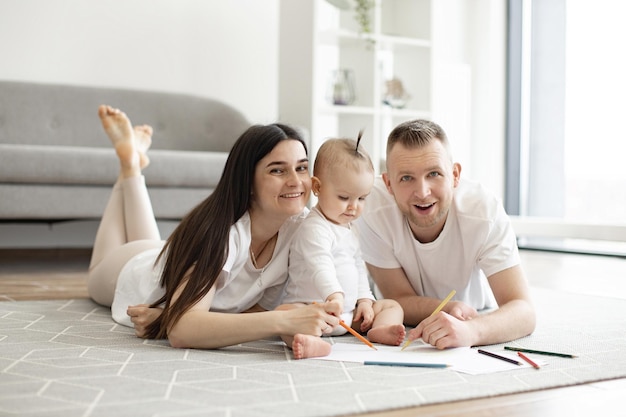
[396,295,447,326]
[465,299,536,346]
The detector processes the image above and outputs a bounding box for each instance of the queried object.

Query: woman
[88,105,339,349]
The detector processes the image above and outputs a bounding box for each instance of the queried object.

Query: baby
[280,135,405,359]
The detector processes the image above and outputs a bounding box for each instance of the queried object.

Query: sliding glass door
[506,0,626,255]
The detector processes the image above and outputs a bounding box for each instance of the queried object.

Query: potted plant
[326,0,375,43]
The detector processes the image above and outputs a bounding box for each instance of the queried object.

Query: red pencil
[518,351,540,369]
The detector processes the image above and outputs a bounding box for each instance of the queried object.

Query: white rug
[1,288,625,417]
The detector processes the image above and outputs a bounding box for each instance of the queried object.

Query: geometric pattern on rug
[1,288,626,417]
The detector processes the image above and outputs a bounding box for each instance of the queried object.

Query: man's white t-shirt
[355,177,520,311]
[111,210,307,327]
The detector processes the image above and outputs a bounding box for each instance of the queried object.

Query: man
[356,119,535,349]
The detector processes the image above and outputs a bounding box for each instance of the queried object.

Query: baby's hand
[354,300,375,332]
[324,293,345,317]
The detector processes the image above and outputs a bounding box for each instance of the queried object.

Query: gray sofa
[0,81,251,222]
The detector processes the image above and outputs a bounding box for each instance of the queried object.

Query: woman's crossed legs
[87,106,164,306]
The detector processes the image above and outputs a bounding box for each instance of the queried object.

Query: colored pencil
[313,301,378,350]
[364,361,450,368]
[312,301,376,350]
[517,351,540,369]
[504,346,578,358]
[477,349,522,366]
[401,289,456,351]
[339,320,377,350]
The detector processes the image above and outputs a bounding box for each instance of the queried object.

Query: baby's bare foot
[98,105,140,177]
[367,324,406,346]
[292,334,332,359]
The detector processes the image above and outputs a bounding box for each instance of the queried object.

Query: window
[506,0,626,256]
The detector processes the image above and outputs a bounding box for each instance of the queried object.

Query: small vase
[382,77,410,109]
[328,69,355,105]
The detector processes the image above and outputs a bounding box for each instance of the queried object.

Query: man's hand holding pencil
[407,307,477,349]
[403,290,481,350]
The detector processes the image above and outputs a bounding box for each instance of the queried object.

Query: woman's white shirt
[111,210,308,327]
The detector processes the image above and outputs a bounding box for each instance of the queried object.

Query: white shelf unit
[279,0,433,173]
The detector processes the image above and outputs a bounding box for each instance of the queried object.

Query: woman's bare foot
[292,334,332,359]
[133,125,153,169]
[98,105,140,177]
[367,324,406,346]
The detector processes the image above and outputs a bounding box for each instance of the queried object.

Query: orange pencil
[312,302,377,351]
[339,320,378,350]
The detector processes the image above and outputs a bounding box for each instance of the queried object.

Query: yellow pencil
[401,289,456,351]
[339,320,378,350]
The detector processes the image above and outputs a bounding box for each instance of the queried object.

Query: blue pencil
[364,361,450,368]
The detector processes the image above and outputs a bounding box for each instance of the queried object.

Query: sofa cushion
[0,144,228,187]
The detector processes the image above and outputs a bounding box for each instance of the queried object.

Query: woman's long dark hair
[144,123,307,339]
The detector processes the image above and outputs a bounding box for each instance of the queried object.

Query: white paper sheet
[311,342,546,375]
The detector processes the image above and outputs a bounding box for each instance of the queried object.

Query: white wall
[0,0,279,124]
[432,0,507,200]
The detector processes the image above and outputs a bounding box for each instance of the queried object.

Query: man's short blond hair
[386,119,453,162]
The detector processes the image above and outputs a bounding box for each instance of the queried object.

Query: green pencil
[504,346,578,358]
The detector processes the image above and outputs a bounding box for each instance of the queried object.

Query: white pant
[87,175,163,307]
